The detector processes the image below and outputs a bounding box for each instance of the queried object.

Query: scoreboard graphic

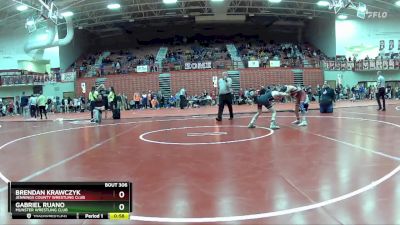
[8,182,132,220]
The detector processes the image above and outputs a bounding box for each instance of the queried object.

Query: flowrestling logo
[367,11,388,19]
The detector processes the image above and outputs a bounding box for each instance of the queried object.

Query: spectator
[21,94,29,118]
[37,92,48,120]
[320,83,335,113]
[29,95,37,118]
[89,86,98,121]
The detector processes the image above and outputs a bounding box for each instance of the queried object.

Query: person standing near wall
[37,92,47,120]
[376,71,386,111]
[216,72,234,121]
[89,86,98,122]
[29,94,37,118]
[20,93,29,118]
[319,83,335,113]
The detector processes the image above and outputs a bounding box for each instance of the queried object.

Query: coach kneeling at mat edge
[216,72,233,121]
[319,83,335,113]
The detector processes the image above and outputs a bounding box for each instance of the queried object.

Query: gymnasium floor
[0,101,399,225]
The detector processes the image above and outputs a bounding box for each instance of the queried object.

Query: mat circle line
[139,125,273,145]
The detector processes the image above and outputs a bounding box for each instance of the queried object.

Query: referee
[216,72,233,121]
[376,71,386,111]
[89,86,98,121]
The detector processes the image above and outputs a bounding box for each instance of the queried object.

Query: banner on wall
[389,59,395,69]
[376,60,382,70]
[212,76,218,88]
[248,60,260,68]
[369,60,376,70]
[269,60,280,67]
[379,40,385,51]
[61,72,76,82]
[185,62,212,70]
[340,61,347,70]
[95,78,107,88]
[389,40,394,50]
[347,61,354,71]
[81,83,86,94]
[136,65,148,73]
[383,60,389,70]
[363,60,369,70]
[337,73,342,85]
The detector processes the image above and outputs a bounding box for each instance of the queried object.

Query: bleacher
[71,38,326,78]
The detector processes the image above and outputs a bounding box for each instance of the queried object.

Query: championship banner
[383,60,389,70]
[328,61,335,70]
[369,60,376,70]
[376,60,382,70]
[379,40,385,51]
[398,40,400,50]
[136,65,148,73]
[347,61,354,71]
[334,61,340,70]
[395,59,400,69]
[355,61,362,71]
[248,60,260,68]
[61,72,76,82]
[389,40,394,50]
[388,59,395,69]
[363,60,369,70]
[340,61,347,70]
[185,62,212,70]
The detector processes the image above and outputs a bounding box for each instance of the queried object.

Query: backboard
[40,1,59,25]
[329,0,344,14]
[329,0,353,14]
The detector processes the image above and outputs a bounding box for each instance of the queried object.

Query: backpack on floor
[113,108,120,119]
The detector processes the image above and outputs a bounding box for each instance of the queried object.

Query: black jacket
[320,87,335,106]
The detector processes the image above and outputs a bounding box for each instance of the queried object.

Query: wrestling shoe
[248,124,256,128]
[292,120,300,125]
[298,120,308,127]
[269,122,280,130]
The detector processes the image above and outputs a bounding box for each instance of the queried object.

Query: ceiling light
[26,20,35,26]
[338,14,348,19]
[395,0,400,7]
[317,1,330,7]
[107,3,121,9]
[163,0,177,3]
[61,11,74,17]
[16,5,28,11]
[37,34,48,41]
[268,0,282,3]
